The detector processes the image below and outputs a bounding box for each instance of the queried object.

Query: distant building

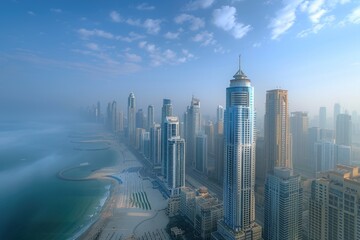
[185,96,201,168]
[111,101,117,132]
[291,112,309,173]
[319,107,327,129]
[118,111,124,132]
[128,93,136,145]
[147,105,154,131]
[264,167,302,240]
[308,127,320,176]
[136,109,145,129]
[205,121,215,156]
[336,113,352,146]
[309,165,360,240]
[333,103,341,130]
[195,134,208,174]
[264,89,292,173]
[150,124,161,170]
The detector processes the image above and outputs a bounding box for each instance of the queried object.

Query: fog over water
[0,120,116,239]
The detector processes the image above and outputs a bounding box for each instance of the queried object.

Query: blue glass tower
[212,60,262,240]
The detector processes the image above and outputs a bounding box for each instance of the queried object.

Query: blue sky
[0,0,359,119]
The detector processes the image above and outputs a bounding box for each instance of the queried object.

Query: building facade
[264,167,303,240]
[309,165,360,240]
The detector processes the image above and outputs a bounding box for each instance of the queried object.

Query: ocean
[0,119,117,240]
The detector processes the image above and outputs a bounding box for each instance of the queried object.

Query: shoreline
[59,133,170,240]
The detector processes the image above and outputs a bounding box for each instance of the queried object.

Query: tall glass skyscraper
[128,92,136,145]
[212,62,262,240]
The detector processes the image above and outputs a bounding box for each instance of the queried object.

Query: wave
[67,184,111,240]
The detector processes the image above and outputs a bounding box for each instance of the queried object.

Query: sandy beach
[77,140,170,240]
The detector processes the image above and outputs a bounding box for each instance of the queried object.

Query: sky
[0,0,359,120]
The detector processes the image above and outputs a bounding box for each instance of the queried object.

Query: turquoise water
[0,120,117,240]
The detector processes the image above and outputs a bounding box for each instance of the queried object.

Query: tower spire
[233,54,247,79]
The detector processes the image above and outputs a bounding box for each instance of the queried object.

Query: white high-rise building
[212,60,262,240]
[162,116,179,179]
[167,136,185,196]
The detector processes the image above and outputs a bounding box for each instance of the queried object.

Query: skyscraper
[215,105,225,184]
[161,99,173,173]
[162,116,179,179]
[336,113,352,146]
[161,99,173,123]
[150,124,161,170]
[127,93,136,145]
[264,168,302,240]
[185,96,201,168]
[264,89,291,173]
[96,101,101,123]
[319,107,327,129]
[290,111,309,173]
[195,134,207,173]
[217,105,224,123]
[167,136,185,196]
[147,105,154,131]
[111,100,117,132]
[212,61,262,240]
[333,103,341,130]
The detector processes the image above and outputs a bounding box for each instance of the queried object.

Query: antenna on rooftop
[239,54,241,73]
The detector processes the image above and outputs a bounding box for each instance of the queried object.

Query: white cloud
[50,8,62,13]
[126,18,142,26]
[78,28,114,39]
[305,0,327,23]
[174,14,205,31]
[164,31,180,39]
[212,6,251,39]
[27,11,35,16]
[110,11,122,23]
[143,19,162,34]
[253,42,262,48]
[138,41,193,66]
[297,15,335,37]
[347,5,360,24]
[214,46,227,54]
[125,53,142,62]
[126,18,162,35]
[136,3,155,11]
[86,43,100,51]
[192,31,216,46]
[186,0,215,10]
[268,0,303,40]
[78,28,144,42]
